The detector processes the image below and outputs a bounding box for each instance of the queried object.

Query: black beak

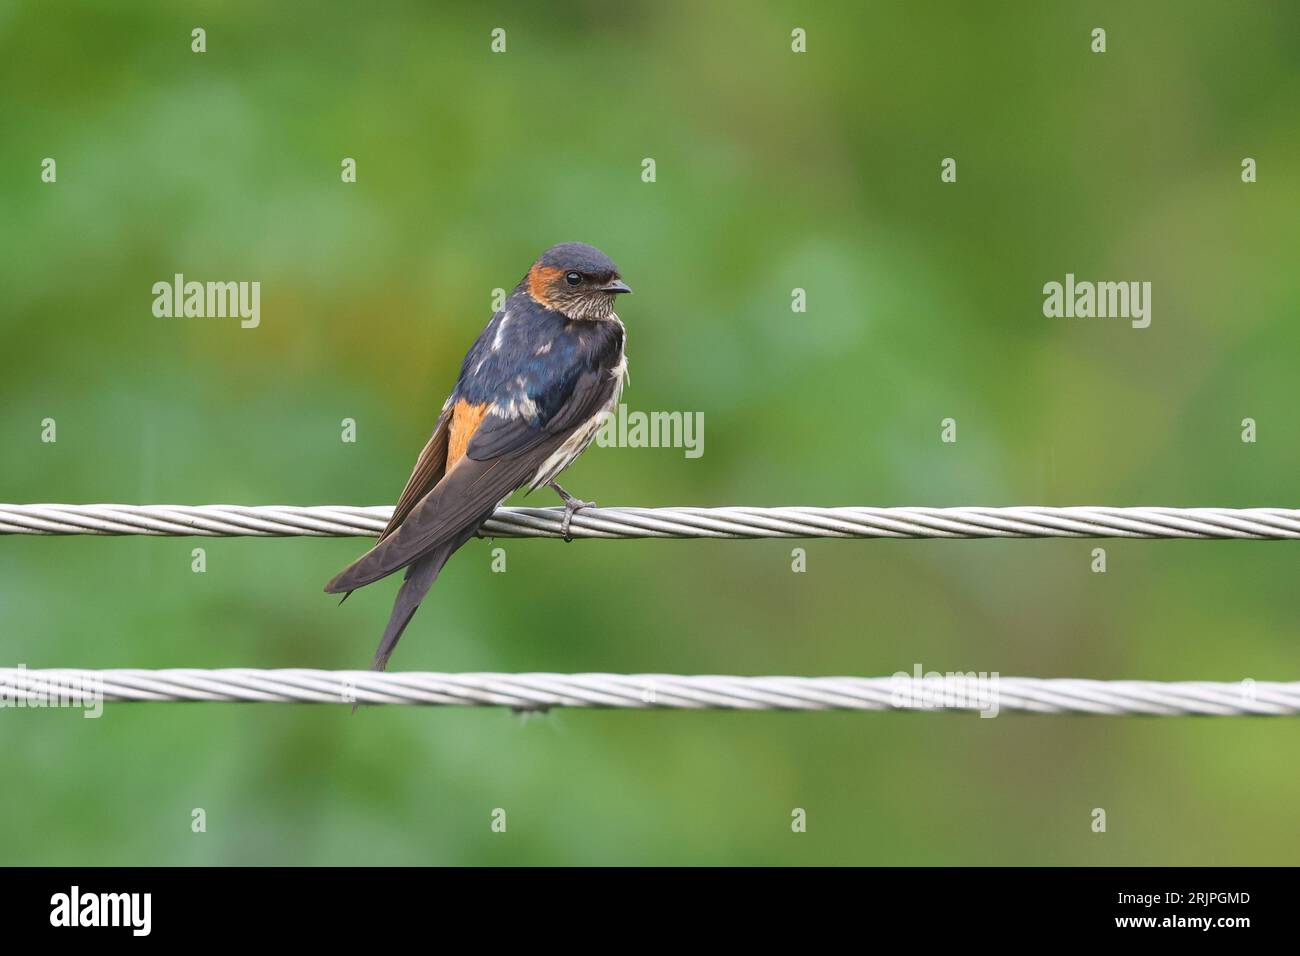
[600,279,632,294]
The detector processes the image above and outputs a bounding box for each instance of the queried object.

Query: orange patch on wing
[447,399,491,469]
[527,265,564,309]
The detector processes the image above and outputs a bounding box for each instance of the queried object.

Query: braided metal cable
[1,504,1298,539]
[3,505,1293,717]
[0,670,1293,715]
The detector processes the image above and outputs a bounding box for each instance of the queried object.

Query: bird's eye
[564,272,582,286]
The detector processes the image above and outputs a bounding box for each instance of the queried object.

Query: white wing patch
[492,310,512,351]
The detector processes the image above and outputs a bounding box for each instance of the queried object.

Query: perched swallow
[325,242,631,670]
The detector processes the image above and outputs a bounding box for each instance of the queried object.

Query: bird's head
[525,242,631,320]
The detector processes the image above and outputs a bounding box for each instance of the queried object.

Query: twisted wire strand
[0,670,1293,715]
[1,504,1298,539]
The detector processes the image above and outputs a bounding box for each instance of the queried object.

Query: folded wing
[323,364,619,595]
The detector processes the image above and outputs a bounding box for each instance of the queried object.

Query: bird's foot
[560,497,595,541]
[549,481,595,542]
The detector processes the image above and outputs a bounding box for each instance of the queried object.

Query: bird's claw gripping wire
[548,481,595,542]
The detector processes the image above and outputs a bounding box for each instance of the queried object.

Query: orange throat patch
[527,265,564,310]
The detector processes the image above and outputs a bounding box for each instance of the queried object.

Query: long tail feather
[369,523,483,672]
[371,550,447,672]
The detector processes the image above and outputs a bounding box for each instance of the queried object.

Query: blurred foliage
[1,0,1298,865]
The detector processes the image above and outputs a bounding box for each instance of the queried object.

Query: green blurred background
[2,0,1298,865]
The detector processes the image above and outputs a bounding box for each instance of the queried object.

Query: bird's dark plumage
[535,241,620,275]
[326,243,630,670]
